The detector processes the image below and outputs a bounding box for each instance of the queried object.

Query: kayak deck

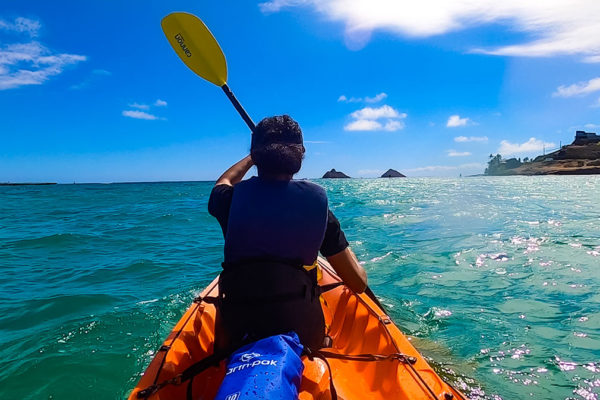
[129,258,465,399]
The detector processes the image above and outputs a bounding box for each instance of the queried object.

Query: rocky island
[485,131,600,176]
[322,169,351,178]
[381,169,406,178]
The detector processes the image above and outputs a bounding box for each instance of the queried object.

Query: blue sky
[1,0,599,182]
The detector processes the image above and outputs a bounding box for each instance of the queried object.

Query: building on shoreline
[574,131,600,145]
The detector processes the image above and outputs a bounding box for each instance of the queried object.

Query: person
[208,115,367,350]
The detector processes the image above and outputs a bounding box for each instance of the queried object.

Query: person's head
[251,115,305,178]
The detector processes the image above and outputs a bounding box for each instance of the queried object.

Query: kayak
[129,258,466,400]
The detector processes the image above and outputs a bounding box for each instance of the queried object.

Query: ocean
[1,176,599,399]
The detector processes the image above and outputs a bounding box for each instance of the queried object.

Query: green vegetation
[485,154,526,176]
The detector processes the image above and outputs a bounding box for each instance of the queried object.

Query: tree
[485,154,503,175]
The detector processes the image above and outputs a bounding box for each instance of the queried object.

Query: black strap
[304,348,338,400]
[186,376,194,400]
[316,350,417,364]
[221,285,309,305]
[221,280,344,306]
[138,344,420,399]
[136,342,243,399]
[194,295,218,304]
[301,347,419,400]
[318,281,344,294]
[364,286,386,311]
[222,256,306,272]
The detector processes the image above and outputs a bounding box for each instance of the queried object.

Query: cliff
[381,169,406,178]
[486,142,600,176]
[322,169,351,178]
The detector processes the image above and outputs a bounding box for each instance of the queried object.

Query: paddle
[161,12,256,132]
[161,12,383,311]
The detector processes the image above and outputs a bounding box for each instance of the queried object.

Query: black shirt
[208,183,348,258]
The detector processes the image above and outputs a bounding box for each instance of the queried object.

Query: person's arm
[320,209,367,293]
[215,155,254,187]
[327,247,367,293]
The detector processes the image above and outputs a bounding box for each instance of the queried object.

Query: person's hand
[326,247,367,293]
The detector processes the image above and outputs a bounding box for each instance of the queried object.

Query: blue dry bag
[215,332,304,400]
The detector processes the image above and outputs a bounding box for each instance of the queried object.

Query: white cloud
[338,95,362,103]
[258,0,600,61]
[585,55,600,63]
[446,114,470,127]
[129,102,149,110]
[383,120,404,131]
[0,17,41,37]
[454,135,488,142]
[351,105,403,120]
[344,104,406,131]
[0,41,86,90]
[124,100,167,118]
[122,110,160,120]
[0,18,85,90]
[344,119,383,131]
[584,123,600,129]
[128,100,167,109]
[304,140,331,144]
[498,137,556,155]
[553,77,600,97]
[364,92,387,103]
[338,92,387,103]
[447,150,472,157]
[405,163,484,172]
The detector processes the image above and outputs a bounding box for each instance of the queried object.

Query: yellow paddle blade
[161,12,227,86]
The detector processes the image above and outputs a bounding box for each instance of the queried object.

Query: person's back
[208,115,367,350]
[225,177,328,266]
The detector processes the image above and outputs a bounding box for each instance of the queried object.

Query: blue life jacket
[224,177,328,266]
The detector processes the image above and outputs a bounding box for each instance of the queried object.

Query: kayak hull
[129,258,465,400]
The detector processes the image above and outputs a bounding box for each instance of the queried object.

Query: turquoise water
[1,177,599,399]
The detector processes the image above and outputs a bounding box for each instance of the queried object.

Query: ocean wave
[8,233,97,249]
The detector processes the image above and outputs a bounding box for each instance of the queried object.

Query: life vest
[219,177,329,348]
[219,260,326,349]
[224,177,328,266]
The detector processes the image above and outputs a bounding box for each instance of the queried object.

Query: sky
[1,0,599,182]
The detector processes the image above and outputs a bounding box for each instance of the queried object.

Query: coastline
[0,182,56,186]
[486,138,600,176]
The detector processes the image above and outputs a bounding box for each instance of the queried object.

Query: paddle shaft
[221,84,256,132]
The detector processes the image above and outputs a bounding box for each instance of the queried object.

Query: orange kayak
[129,258,466,400]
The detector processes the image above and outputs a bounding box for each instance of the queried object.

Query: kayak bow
[129,258,466,400]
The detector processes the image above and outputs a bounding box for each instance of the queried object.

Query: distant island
[381,169,406,178]
[485,131,600,176]
[322,169,351,178]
